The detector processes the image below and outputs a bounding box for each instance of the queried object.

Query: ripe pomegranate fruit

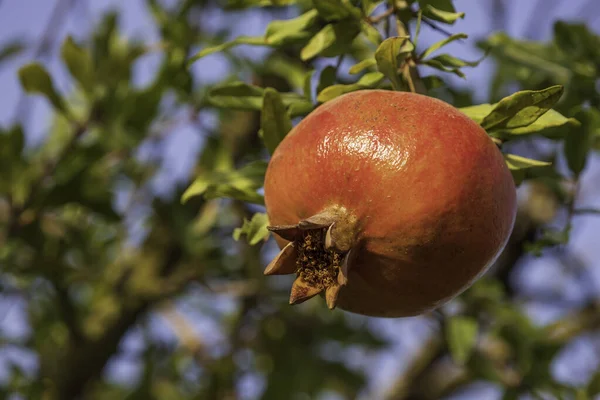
[263,90,517,317]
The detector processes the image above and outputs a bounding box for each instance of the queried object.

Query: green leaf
[553,21,600,63]
[317,65,337,94]
[461,104,578,138]
[504,154,551,170]
[418,0,455,12]
[181,161,267,205]
[313,0,360,21]
[317,72,384,102]
[349,58,376,74]
[263,54,309,90]
[524,227,570,256]
[0,41,24,64]
[446,316,478,365]
[419,33,467,59]
[588,370,600,396]
[188,36,266,64]
[233,213,270,245]
[360,20,382,45]
[300,20,361,60]
[480,86,564,131]
[564,108,600,176]
[260,88,293,155]
[303,69,314,100]
[18,63,68,115]
[208,82,265,110]
[421,53,483,78]
[266,10,320,46]
[419,1,464,24]
[61,36,95,94]
[362,0,382,15]
[375,36,414,90]
[206,81,312,117]
[481,32,573,83]
[421,75,445,90]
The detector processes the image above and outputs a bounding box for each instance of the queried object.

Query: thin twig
[395,17,426,94]
[368,8,394,24]
[418,14,460,38]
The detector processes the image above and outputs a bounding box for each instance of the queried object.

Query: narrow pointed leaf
[480,85,564,131]
[504,154,551,170]
[420,33,467,59]
[349,58,376,74]
[375,36,413,90]
[61,36,95,93]
[18,63,68,114]
[266,10,320,45]
[300,21,361,61]
[317,71,384,103]
[565,108,599,176]
[188,36,267,64]
[421,4,464,24]
[260,88,293,155]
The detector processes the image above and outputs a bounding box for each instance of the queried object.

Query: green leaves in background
[233,212,270,245]
[317,71,384,102]
[446,316,478,365]
[206,81,313,117]
[61,36,95,94]
[524,227,570,256]
[564,108,600,176]
[260,88,293,154]
[188,36,266,63]
[18,63,68,115]
[300,20,361,60]
[266,10,320,45]
[313,0,361,21]
[375,36,414,90]
[181,161,268,205]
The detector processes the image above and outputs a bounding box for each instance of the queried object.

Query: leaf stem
[394,14,426,94]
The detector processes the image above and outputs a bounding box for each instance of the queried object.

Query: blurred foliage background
[1,0,600,399]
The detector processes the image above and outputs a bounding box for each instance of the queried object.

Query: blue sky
[1,0,600,398]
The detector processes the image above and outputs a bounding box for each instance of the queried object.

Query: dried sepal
[337,249,352,286]
[289,276,323,304]
[324,223,335,250]
[323,221,354,253]
[267,224,301,241]
[298,209,337,230]
[264,242,298,276]
[325,284,341,310]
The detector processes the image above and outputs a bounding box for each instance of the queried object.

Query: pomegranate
[263,90,517,317]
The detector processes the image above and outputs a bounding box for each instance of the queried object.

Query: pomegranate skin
[264,90,517,317]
